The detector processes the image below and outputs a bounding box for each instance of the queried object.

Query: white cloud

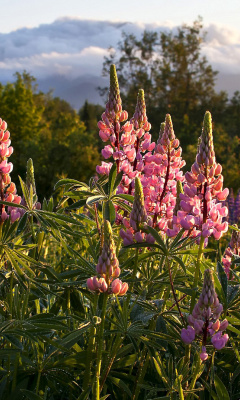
[0,18,240,101]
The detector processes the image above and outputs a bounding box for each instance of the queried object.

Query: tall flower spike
[132,89,149,130]
[0,117,21,223]
[96,220,119,281]
[181,269,229,359]
[87,220,128,296]
[106,64,122,116]
[130,177,147,231]
[171,111,229,244]
[197,111,215,167]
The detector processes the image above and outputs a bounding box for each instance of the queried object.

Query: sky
[1,0,240,108]
[1,0,240,33]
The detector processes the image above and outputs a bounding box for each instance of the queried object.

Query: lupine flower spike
[181,269,229,360]
[142,113,185,232]
[168,112,229,245]
[120,177,154,245]
[97,65,129,175]
[87,220,128,295]
[0,117,21,223]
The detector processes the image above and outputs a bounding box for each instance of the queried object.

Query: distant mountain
[38,74,108,110]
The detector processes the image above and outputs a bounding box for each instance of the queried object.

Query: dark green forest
[0,19,239,199]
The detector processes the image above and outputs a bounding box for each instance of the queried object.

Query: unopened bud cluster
[21,158,41,210]
[181,269,229,360]
[87,220,128,296]
[120,177,154,245]
[0,118,22,223]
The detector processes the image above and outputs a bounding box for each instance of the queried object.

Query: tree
[101,18,225,145]
[0,74,101,199]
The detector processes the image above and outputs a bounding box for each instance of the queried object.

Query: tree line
[0,18,239,199]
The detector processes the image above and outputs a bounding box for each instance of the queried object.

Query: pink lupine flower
[181,269,228,359]
[211,332,229,350]
[96,65,128,175]
[169,112,229,245]
[96,162,113,175]
[200,346,208,361]
[102,145,113,159]
[181,326,195,344]
[111,279,129,296]
[0,117,22,223]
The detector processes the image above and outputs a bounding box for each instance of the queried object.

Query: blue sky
[2,0,240,33]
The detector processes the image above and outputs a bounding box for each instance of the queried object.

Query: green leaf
[86,195,106,206]
[114,200,132,213]
[0,200,27,210]
[108,163,117,196]
[214,374,230,400]
[66,199,86,210]
[217,261,228,300]
[112,193,134,203]
[17,212,28,234]
[59,322,91,348]
[146,226,167,253]
[54,178,86,190]
[103,200,116,225]
[21,389,44,400]
[113,170,124,191]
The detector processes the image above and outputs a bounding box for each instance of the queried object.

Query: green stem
[187,354,201,400]
[82,295,98,391]
[132,318,156,400]
[190,235,205,312]
[9,269,13,319]
[94,293,108,400]
[100,334,123,392]
[36,368,42,395]
[209,351,215,400]
[167,257,185,325]
[126,248,139,308]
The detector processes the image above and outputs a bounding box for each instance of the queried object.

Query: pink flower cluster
[142,114,185,231]
[222,226,240,278]
[87,220,128,296]
[181,269,229,360]
[97,65,185,234]
[0,118,21,223]
[167,112,229,245]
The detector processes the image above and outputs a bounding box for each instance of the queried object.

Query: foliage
[0,74,101,199]
[0,63,240,400]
